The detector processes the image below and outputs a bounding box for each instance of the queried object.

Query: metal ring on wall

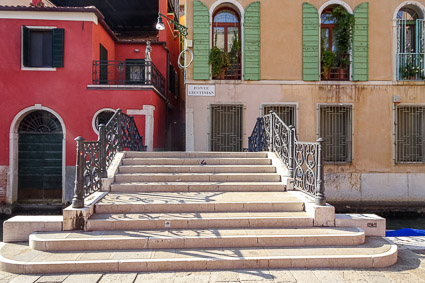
[178,49,194,69]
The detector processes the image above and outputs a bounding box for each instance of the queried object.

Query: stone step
[95,192,304,214]
[110,182,284,193]
[0,238,397,273]
[29,227,365,251]
[119,165,277,174]
[125,152,268,159]
[86,211,313,230]
[122,158,272,166]
[114,173,281,183]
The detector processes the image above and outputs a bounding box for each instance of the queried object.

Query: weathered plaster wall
[186,0,425,81]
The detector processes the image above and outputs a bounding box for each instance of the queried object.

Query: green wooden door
[18,134,62,200]
[18,111,63,201]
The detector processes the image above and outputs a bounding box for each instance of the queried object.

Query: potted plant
[209,46,229,79]
[321,49,335,79]
[227,31,241,78]
[330,6,355,79]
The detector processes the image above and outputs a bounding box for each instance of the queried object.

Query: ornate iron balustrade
[92,60,166,94]
[72,109,147,208]
[397,53,425,81]
[248,112,326,205]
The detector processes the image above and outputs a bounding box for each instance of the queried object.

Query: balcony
[92,60,165,95]
[397,53,425,81]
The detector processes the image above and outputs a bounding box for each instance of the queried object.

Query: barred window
[319,105,353,163]
[263,104,297,128]
[396,105,425,163]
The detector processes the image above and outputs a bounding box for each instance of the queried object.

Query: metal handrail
[72,109,147,208]
[92,60,166,94]
[248,111,326,205]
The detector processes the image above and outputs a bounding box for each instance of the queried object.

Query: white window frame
[21,25,57,71]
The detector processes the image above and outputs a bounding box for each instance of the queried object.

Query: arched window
[320,5,353,81]
[211,7,241,80]
[396,5,425,80]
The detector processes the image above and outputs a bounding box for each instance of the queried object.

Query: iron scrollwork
[248,111,326,205]
[72,109,147,208]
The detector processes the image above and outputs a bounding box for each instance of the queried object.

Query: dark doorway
[18,111,63,202]
[99,44,108,84]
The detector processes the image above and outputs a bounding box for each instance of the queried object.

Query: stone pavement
[0,237,424,282]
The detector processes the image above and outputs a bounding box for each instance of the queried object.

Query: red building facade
[0,2,184,211]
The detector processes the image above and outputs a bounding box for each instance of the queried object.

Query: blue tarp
[386,228,425,237]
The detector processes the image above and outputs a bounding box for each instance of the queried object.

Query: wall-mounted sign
[187,85,215,97]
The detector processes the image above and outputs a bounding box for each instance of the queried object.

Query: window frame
[212,7,241,53]
[317,103,354,164]
[92,108,116,135]
[394,104,425,164]
[21,25,63,71]
[261,103,298,129]
[395,6,425,81]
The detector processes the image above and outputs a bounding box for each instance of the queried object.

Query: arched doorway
[17,111,63,202]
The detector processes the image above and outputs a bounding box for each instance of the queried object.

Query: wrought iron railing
[72,109,147,208]
[397,53,425,81]
[248,112,326,205]
[92,60,166,94]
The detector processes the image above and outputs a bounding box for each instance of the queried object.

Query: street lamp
[156,12,188,38]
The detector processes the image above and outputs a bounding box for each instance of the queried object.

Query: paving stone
[354,270,392,283]
[62,273,102,283]
[381,271,424,283]
[134,271,176,283]
[311,269,344,283]
[289,270,321,283]
[237,269,274,281]
[332,270,368,282]
[8,274,42,283]
[268,270,297,283]
[210,270,240,282]
[35,274,69,283]
[173,271,211,283]
[99,273,137,283]
[0,272,27,283]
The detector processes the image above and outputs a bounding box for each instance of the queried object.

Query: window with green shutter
[193,0,210,80]
[244,1,260,80]
[22,26,65,68]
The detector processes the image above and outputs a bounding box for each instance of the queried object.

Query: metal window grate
[211,105,243,152]
[319,105,353,163]
[263,105,296,128]
[396,105,425,163]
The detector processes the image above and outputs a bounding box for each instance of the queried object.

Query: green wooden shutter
[193,0,210,80]
[22,26,30,67]
[302,3,319,81]
[244,1,260,81]
[353,3,369,81]
[52,28,65,68]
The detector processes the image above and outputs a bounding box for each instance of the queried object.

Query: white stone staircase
[0,152,397,274]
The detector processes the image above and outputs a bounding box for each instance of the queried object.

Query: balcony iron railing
[92,60,165,94]
[397,53,425,81]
